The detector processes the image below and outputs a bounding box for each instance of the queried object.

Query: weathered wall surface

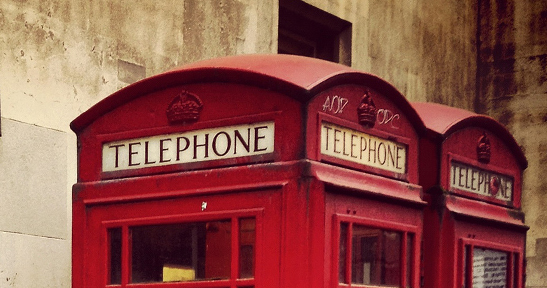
[0,0,277,131]
[305,0,478,109]
[0,119,69,287]
[477,1,547,286]
[0,0,276,286]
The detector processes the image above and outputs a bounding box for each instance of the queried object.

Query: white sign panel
[472,248,508,288]
[320,122,406,174]
[102,122,274,172]
[450,161,513,202]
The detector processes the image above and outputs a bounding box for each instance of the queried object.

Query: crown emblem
[166,90,203,124]
[477,132,491,163]
[357,91,377,128]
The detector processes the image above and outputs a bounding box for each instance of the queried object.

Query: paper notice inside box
[162,264,195,282]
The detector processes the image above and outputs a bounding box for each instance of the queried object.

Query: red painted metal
[72,54,425,288]
[413,102,527,288]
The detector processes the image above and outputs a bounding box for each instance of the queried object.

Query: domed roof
[71,54,424,135]
[412,102,527,169]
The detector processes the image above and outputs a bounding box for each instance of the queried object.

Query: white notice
[472,248,508,288]
[102,122,275,172]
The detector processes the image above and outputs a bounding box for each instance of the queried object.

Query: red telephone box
[71,54,426,288]
[414,102,528,288]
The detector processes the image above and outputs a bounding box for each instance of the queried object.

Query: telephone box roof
[71,54,424,134]
[412,102,527,169]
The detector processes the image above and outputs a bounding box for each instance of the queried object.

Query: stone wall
[477,1,547,286]
[0,0,277,286]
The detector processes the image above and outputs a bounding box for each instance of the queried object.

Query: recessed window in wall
[278,0,352,66]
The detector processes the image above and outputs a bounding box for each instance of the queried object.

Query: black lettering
[253,126,268,152]
[486,174,491,195]
[350,134,358,158]
[452,164,457,186]
[342,131,350,156]
[159,138,171,163]
[378,142,386,165]
[360,136,367,160]
[387,144,395,167]
[368,138,377,163]
[193,134,209,159]
[324,126,332,151]
[234,128,251,154]
[144,141,156,165]
[471,170,478,190]
[109,144,125,168]
[459,165,465,187]
[465,166,472,189]
[128,142,141,166]
[396,146,404,169]
[333,129,342,153]
[212,131,231,156]
[176,137,190,161]
[503,178,512,198]
[478,171,485,193]
[498,177,506,197]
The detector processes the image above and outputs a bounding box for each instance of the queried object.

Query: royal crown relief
[477,132,491,164]
[449,132,513,202]
[357,91,377,128]
[320,91,407,175]
[166,90,204,124]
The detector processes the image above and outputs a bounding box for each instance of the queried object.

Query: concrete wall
[0,0,544,287]
[477,0,547,286]
[0,0,277,286]
[305,0,477,109]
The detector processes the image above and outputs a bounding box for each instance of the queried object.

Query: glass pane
[382,230,402,286]
[513,253,519,288]
[130,220,231,283]
[463,246,469,288]
[472,248,508,288]
[108,228,122,285]
[339,223,348,283]
[406,234,413,288]
[239,218,256,279]
[351,226,401,286]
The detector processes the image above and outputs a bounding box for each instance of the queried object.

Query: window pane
[108,228,122,285]
[463,246,469,288]
[239,218,256,279]
[339,223,348,283]
[472,248,508,288]
[130,220,231,283]
[406,234,413,288]
[513,253,519,288]
[351,226,401,286]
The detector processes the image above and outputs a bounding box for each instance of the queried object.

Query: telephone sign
[450,161,513,202]
[102,121,275,172]
[320,121,407,174]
